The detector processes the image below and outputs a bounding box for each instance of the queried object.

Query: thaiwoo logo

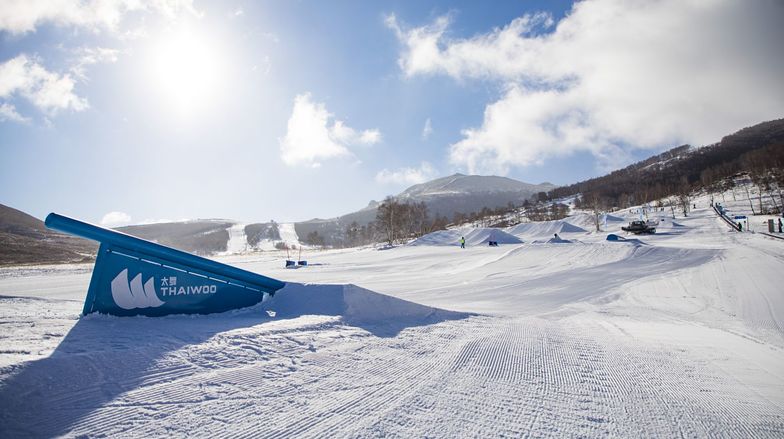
[159,275,218,296]
[111,269,165,310]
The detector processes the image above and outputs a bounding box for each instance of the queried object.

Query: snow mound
[409,227,522,246]
[547,236,572,244]
[605,214,625,222]
[606,234,646,245]
[263,283,470,326]
[506,220,587,238]
[559,222,588,233]
[464,228,523,246]
[564,213,599,229]
[408,229,463,246]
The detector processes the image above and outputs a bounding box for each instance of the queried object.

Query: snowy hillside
[1,199,783,437]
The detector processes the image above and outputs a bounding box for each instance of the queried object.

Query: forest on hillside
[545,119,784,212]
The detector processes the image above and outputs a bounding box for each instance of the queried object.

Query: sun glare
[146,26,224,116]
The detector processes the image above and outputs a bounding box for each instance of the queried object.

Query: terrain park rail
[45,213,285,317]
[713,205,741,231]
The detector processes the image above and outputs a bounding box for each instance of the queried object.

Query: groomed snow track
[1,313,780,437]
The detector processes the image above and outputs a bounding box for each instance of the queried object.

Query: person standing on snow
[460,236,466,249]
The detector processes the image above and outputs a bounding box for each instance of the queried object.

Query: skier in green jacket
[460,236,466,249]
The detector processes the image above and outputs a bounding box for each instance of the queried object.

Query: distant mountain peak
[399,173,555,199]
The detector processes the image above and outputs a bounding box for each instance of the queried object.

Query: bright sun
[146,26,223,115]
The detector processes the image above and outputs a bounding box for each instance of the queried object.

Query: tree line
[546,119,784,214]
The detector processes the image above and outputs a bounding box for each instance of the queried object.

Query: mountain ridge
[399,173,552,198]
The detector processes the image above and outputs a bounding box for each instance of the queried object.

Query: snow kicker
[44,213,285,317]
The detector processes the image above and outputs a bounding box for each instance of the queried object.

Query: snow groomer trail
[1,205,783,437]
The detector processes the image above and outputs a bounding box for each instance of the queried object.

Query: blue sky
[1,0,782,225]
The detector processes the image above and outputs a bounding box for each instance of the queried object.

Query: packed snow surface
[1,201,784,437]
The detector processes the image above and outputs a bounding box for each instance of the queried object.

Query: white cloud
[376,162,437,186]
[0,102,30,123]
[358,129,381,145]
[421,118,432,140]
[386,12,554,81]
[71,46,120,80]
[279,93,381,167]
[100,211,132,227]
[0,54,88,119]
[389,1,784,175]
[329,121,381,146]
[0,48,118,123]
[0,0,197,34]
[385,13,454,79]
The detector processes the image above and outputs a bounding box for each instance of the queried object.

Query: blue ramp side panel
[45,213,286,317]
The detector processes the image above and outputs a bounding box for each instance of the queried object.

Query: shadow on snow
[0,282,471,438]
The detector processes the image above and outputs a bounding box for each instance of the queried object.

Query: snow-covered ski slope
[277,222,300,247]
[221,223,249,254]
[1,201,783,437]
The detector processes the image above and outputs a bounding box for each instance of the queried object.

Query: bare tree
[752,172,780,213]
[677,194,691,217]
[583,192,605,232]
[676,178,692,217]
[375,198,431,245]
[667,197,677,218]
[376,196,398,245]
[742,179,756,215]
